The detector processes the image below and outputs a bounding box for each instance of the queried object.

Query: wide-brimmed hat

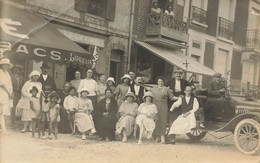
[121,74,131,81]
[213,72,222,78]
[142,91,154,101]
[124,92,136,101]
[80,89,89,95]
[174,69,184,74]
[29,70,40,79]
[106,77,115,83]
[0,58,13,68]
[40,62,50,69]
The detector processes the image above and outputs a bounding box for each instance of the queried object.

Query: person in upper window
[164,5,174,17]
[151,2,161,13]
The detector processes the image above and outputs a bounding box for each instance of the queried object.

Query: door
[54,64,66,90]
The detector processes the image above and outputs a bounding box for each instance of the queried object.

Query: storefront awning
[134,40,216,76]
[0,1,92,66]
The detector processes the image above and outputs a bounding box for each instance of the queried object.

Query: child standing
[29,86,41,138]
[63,87,78,134]
[75,89,96,140]
[48,92,60,139]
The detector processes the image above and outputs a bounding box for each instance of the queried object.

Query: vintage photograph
[0,0,260,162]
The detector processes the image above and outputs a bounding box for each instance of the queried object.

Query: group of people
[0,57,226,145]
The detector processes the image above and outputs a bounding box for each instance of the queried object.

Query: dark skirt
[99,116,116,140]
[58,107,72,134]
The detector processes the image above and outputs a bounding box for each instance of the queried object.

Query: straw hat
[121,74,131,81]
[0,58,13,68]
[29,70,40,79]
[124,92,136,101]
[142,91,154,101]
[106,77,115,83]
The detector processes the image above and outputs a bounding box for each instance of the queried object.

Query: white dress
[136,103,157,137]
[16,80,42,121]
[0,69,13,115]
[168,96,199,135]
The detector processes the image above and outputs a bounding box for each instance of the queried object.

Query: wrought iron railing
[192,6,207,25]
[218,17,234,40]
[147,12,188,34]
[245,29,260,50]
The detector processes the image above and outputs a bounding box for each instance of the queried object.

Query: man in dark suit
[38,62,56,92]
[168,69,190,143]
[128,75,146,105]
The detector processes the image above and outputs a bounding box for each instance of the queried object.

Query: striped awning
[134,40,216,76]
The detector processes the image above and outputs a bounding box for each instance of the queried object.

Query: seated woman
[135,91,157,144]
[98,88,118,141]
[115,92,138,142]
[164,5,174,17]
[150,2,162,25]
[75,89,96,140]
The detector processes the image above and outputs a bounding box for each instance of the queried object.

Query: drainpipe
[127,0,135,71]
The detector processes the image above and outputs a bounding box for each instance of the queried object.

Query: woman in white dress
[135,91,157,144]
[0,58,13,134]
[16,71,42,132]
[115,92,138,142]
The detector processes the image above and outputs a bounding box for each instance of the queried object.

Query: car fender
[214,112,260,132]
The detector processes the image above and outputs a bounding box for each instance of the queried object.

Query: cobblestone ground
[1,124,260,163]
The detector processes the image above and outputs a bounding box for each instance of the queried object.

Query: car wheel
[234,119,260,155]
[186,129,207,141]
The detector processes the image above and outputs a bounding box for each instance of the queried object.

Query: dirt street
[1,125,259,163]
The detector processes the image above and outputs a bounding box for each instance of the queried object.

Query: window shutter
[75,0,88,12]
[106,0,116,21]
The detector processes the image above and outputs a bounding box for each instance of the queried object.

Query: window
[192,41,201,49]
[75,0,116,21]
[191,54,200,62]
[215,49,229,76]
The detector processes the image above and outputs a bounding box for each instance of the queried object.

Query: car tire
[186,129,207,141]
[234,119,260,155]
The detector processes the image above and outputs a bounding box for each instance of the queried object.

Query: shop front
[133,41,216,86]
[0,1,93,90]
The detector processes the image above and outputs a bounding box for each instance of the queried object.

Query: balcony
[191,6,207,27]
[145,12,189,49]
[244,30,260,51]
[217,17,234,41]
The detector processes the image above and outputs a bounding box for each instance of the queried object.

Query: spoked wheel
[234,119,260,155]
[186,129,207,141]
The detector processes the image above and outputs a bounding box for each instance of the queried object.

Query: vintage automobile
[186,88,260,155]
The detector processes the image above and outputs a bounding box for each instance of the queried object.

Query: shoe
[199,124,205,128]
[122,137,127,143]
[48,134,54,139]
[21,129,26,133]
[41,136,47,140]
[98,137,104,141]
[155,137,160,143]
[82,135,86,140]
[105,137,110,142]
[138,140,142,145]
[2,131,10,135]
[169,139,176,145]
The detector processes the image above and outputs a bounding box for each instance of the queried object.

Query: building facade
[131,0,260,91]
[4,0,133,89]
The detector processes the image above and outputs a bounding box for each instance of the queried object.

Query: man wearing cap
[208,72,226,97]
[10,64,25,124]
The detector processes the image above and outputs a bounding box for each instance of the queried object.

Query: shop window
[75,0,116,21]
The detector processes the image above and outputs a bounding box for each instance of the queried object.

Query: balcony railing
[218,17,234,40]
[245,29,260,50]
[191,6,207,25]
